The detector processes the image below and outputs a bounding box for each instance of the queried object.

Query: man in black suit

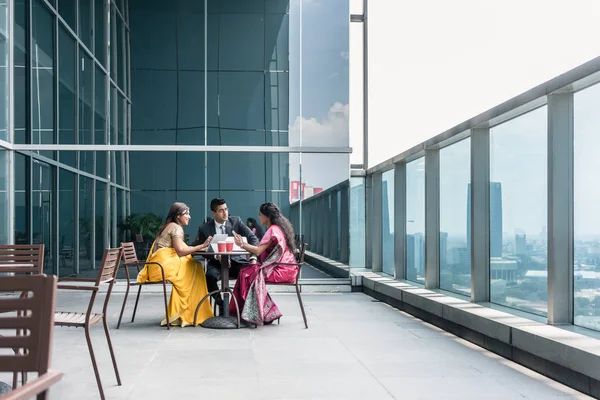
[193,198,259,315]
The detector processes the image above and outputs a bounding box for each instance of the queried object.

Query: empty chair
[0,274,63,400]
[116,242,170,330]
[54,247,123,400]
[0,244,45,275]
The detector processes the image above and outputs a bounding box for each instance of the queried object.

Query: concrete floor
[18,291,595,399]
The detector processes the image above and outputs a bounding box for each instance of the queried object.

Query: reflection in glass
[95,182,106,260]
[14,0,27,144]
[350,177,366,269]
[32,0,55,159]
[406,158,425,283]
[382,169,394,276]
[0,150,7,243]
[32,160,54,274]
[79,0,92,50]
[79,52,94,173]
[95,0,105,66]
[490,106,547,316]
[439,138,471,296]
[58,26,76,167]
[574,83,600,330]
[14,153,27,244]
[59,169,76,276]
[95,65,107,177]
[0,0,7,142]
[79,176,94,272]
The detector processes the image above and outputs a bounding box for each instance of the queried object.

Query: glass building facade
[0,0,351,277]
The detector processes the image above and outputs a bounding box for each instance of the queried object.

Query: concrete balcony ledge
[349,269,600,396]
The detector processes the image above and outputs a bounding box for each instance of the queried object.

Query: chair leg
[295,284,308,329]
[131,285,142,323]
[161,281,170,330]
[84,325,106,400]
[103,316,122,386]
[116,283,131,329]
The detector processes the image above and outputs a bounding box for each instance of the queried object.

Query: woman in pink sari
[231,202,298,325]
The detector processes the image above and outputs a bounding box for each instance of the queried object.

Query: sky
[365,0,600,168]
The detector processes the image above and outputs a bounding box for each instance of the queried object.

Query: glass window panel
[94,0,106,66]
[79,176,94,272]
[58,0,76,31]
[574,83,600,330]
[117,14,124,89]
[406,157,425,283]
[58,169,76,276]
[58,26,76,168]
[32,0,55,160]
[439,138,471,296]
[110,6,116,82]
[490,106,548,316]
[218,72,265,131]
[131,70,177,130]
[177,12,218,71]
[0,0,7,142]
[15,153,27,244]
[32,160,55,274]
[0,150,7,243]
[218,0,265,14]
[79,51,94,173]
[14,0,27,144]
[129,6,176,70]
[382,169,394,276]
[267,0,289,13]
[177,71,205,130]
[219,14,264,71]
[95,182,106,260]
[350,176,366,269]
[266,13,288,71]
[79,0,92,50]
[95,66,107,177]
[265,72,289,134]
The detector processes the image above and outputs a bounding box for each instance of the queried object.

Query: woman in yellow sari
[137,202,214,327]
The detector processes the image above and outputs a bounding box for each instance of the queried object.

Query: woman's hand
[201,236,212,250]
[232,231,244,247]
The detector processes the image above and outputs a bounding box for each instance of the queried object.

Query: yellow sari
[137,243,213,327]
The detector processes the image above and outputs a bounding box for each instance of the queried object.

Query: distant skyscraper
[467,182,503,258]
[515,233,527,255]
[440,232,448,267]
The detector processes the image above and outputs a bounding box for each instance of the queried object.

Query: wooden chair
[267,243,308,328]
[54,247,123,400]
[0,244,45,274]
[0,275,63,400]
[116,242,170,330]
[0,244,45,388]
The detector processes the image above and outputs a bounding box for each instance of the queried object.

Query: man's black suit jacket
[193,216,259,268]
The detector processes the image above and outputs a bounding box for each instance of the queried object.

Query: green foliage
[120,213,163,242]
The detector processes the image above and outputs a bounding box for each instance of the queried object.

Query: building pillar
[425,150,440,289]
[394,162,406,280]
[470,128,490,302]
[548,92,574,325]
[371,172,383,272]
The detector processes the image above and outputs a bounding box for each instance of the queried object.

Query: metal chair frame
[116,242,170,330]
[54,247,123,400]
[266,243,308,328]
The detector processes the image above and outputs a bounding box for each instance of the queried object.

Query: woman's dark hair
[246,217,265,240]
[157,202,189,237]
[259,202,295,252]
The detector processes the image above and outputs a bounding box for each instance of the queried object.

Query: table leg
[221,255,230,317]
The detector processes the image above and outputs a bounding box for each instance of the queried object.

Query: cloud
[289,102,349,147]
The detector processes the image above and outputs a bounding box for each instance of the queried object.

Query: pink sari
[230,225,297,325]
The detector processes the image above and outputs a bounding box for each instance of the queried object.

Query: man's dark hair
[210,198,226,212]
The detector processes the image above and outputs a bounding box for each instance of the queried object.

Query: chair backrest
[120,242,139,265]
[95,247,123,285]
[0,275,57,374]
[0,244,45,274]
[295,242,307,264]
